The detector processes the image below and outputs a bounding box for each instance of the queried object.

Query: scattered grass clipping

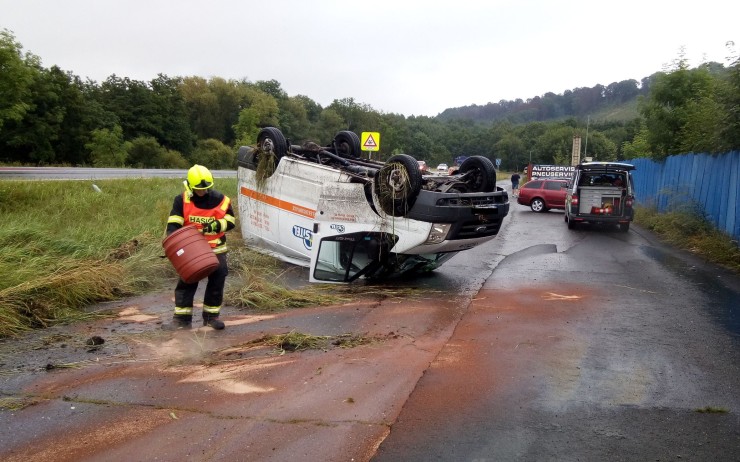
[0,396,44,411]
[255,150,277,188]
[248,331,376,355]
[695,406,728,414]
[225,245,350,310]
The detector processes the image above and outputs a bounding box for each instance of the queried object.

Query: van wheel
[374,154,422,216]
[619,222,630,232]
[459,156,496,192]
[255,127,288,178]
[567,216,576,229]
[334,131,361,158]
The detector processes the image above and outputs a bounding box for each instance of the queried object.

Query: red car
[517,178,569,212]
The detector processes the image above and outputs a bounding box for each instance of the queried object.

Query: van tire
[619,222,630,232]
[256,127,288,177]
[459,156,497,192]
[375,154,422,216]
[334,131,361,158]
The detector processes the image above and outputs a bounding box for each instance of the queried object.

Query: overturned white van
[237,127,510,283]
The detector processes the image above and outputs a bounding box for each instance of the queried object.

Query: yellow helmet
[187,164,214,190]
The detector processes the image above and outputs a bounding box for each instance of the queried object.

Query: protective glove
[202,220,221,234]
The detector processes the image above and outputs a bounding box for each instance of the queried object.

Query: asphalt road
[1,182,738,461]
[374,194,740,461]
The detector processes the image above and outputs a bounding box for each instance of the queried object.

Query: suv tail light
[571,194,579,206]
[625,196,634,207]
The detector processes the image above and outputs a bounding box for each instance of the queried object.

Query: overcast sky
[2,0,737,117]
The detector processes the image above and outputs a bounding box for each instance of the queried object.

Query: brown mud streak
[396,284,597,422]
[1,292,467,462]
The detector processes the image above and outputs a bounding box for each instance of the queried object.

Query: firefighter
[163,164,236,330]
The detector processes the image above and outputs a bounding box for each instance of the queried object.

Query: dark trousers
[174,253,228,314]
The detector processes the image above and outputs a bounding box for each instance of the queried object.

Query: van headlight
[424,223,451,244]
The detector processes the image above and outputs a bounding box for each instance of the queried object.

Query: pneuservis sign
[530,164,575,180]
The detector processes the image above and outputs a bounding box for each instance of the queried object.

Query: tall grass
[0,177,352,338]
[0,178,219,337]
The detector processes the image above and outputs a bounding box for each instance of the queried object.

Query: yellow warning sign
[361,132,380,151]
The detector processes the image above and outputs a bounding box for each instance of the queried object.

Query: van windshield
[312,232,397,282]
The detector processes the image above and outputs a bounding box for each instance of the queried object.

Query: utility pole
[584,116,590,161]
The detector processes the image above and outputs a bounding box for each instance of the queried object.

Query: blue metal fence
[626,151,740,241]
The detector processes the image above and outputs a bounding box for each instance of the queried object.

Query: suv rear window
[580,173,625,186]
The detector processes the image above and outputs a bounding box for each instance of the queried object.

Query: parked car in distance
[517,178,569,212]
[437,163,448,172]
[417,160,429,173]
[565,162,636,232]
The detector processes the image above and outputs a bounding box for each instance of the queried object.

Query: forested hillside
[438,77,650,124]
[1,29,738,172]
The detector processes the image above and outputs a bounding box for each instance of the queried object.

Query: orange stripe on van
[240,186,316,219]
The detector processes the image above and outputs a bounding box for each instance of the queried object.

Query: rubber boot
[203,314,225,330]
[162,315,192,331]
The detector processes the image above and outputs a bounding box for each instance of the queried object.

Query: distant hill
[436,75,653,124]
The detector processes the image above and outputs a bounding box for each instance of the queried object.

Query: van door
[308,182,389,283]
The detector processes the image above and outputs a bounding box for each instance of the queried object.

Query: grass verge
[0,176,419,338]
[634,206,740,273]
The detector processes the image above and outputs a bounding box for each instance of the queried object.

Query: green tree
[180,77,253,145]
[718,51,740,149]
[232,89,279,147]
[679,94,725,153]
[150,74,193,154]
[97,75,186,152]
[278,96,310,142]
[328,97,376,132]
[160,148,189,169]
[86,125,129,167]
[621,123,652,159]
[494,133,526,170]
[0,30,34,131]
[190,138,234,169]
[583,132,618,161]
[533,126,575,165]
[638,56,714,159]
[316,108,345,144]
[126,136,165,168]
[0,62,65,164]
[47,67,111,165]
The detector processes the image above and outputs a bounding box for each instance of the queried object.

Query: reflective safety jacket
[167,190,235,254]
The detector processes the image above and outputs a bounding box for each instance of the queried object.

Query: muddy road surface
[1,190,739,461]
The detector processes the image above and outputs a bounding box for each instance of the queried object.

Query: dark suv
[517,178,569,212]
[565,162,636,232]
